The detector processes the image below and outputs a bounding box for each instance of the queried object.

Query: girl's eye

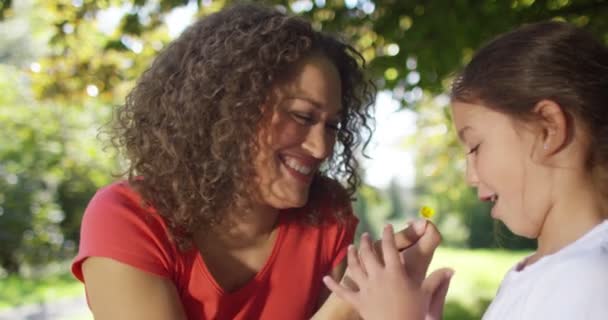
[467,144,481,155]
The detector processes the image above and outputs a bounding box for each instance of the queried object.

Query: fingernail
[412,219,427,235]
[385,224,393,232]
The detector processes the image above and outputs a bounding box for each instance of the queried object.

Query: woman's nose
[302,124,334,160]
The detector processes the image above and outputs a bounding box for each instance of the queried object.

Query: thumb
[422,268,454,320]
[401,222,442,285]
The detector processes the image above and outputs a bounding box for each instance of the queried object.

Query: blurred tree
[0,64,117,272]
[0,0,606,105]
[0,2,118,272]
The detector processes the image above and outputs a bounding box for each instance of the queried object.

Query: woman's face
[252,53,342,210]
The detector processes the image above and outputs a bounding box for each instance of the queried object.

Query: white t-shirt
[482,220,608,320]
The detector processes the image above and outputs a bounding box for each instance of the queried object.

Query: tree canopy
[1,0,607,105]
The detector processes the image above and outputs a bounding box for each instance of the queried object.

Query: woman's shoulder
[84,180,169,234]
[73,180,182,283]
[92,180,143,205]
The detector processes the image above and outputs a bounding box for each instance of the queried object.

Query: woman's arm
[313,259,361,320]
[82,257,187,320]
[315,258,347,307]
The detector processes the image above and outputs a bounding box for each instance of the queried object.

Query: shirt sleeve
[71,183,176,282]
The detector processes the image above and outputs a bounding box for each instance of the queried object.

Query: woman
[72,4,442,320]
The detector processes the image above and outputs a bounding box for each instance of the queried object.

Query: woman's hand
[323,225,453,320]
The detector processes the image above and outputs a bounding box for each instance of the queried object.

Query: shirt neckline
[194,213,289,297]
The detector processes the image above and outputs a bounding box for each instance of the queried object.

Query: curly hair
[111,3,376,249]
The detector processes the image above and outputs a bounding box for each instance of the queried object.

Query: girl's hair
[110,4,375,248]
[451,21,608,203]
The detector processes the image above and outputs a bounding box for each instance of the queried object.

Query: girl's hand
[323,225,453,320]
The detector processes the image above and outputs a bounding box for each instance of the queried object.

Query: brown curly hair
[111,3,376,249]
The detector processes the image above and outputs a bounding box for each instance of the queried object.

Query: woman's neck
[196,202,280,250]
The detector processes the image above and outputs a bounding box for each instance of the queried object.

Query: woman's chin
[269,195,309,210]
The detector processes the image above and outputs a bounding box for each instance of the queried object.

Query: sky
[98,2,417,189]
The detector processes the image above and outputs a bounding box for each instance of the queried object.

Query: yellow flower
[419,206,435,219]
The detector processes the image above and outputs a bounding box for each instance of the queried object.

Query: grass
[0,272,85,310]
[430,247,530,320]
[0,248,529,319]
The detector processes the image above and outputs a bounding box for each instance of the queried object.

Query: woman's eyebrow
[286,96,342,118]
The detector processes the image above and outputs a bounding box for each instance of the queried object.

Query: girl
[324,21,608,320]
[72,3,442,320]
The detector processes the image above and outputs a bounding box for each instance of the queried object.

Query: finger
[373,220,427,265]
[401,221,442,285]
[346,245,366,282]
[323,275,359,307]
[421,268,452,294]
[426,275,453,320]
[381,225,401,268]
[393,219,428,251]
[423,268,454,320]
[339,246,364,292]
[359,233,381,274]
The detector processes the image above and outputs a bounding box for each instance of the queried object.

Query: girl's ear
[533,99,569,157]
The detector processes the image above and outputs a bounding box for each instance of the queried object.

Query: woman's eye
[326,122,340,131]
[291,112,314,124]
[467,144,481,155]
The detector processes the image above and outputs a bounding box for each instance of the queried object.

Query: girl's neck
[532,177,604,263]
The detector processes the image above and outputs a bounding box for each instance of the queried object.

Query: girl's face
[451,101,552,238]
[252,53,342,210]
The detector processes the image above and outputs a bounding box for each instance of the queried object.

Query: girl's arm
[312,220,439,320]
[82,257,187,320]
[323,225,453,320]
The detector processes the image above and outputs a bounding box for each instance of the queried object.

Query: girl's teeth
[285,158,312,175]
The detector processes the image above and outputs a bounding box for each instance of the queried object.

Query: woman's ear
[533,99,569,156]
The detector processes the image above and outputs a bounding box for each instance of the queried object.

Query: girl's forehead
[452,101,520,138]
[451,101,493,124]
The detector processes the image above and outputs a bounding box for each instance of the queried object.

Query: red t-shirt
[72,181,357,319]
